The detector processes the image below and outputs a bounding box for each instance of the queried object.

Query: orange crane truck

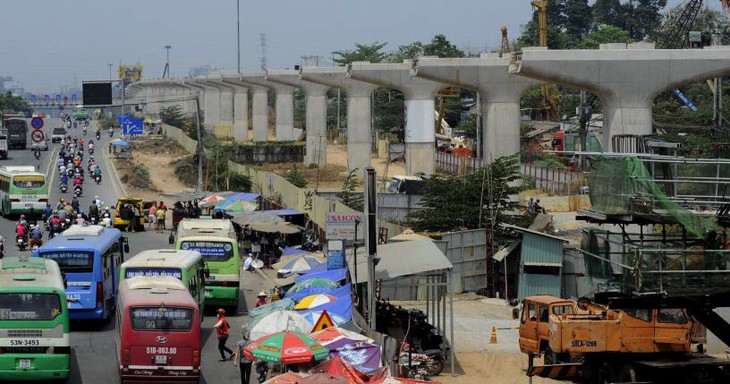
[518,295,730,383]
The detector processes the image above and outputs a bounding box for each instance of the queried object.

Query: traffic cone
[490,326,498,344]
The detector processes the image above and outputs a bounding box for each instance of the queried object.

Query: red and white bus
[115,276,201,383]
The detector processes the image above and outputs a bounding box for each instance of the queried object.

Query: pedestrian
[156,203,166,232]
[148,204,157,231]
[232,332,253,384]
[255,292,268,308]
[213,308,234,361]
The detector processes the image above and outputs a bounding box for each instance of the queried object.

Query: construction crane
[530,0,562,121]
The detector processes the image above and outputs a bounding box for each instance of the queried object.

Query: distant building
[188,65,215,77]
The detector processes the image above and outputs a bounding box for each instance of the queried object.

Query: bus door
[124,305,199,379]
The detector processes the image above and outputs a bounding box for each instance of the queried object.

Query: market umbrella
[262,372,306,384]
[278,256,324,276]
[199,194,228,208]
[216,199,258,212]
[245,309,314,341]
[112,138,129,147]
[294,294,337,310]
[288,278,339,294]
[310,327,373,344]
[299,310,348,327]
[322,336,381,373]
[296,373,350,384]
[244,331,329,364]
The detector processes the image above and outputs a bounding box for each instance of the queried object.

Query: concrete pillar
[302,67,377,172]
[221,78,253,142]
[220,89,234,124]
[194,81,221,127]
[414,55,541,162]
[266,70,331,166]
[346,83,377,172]
[251,86,269,142]
[348,62,445,175]
[273,86,295,141]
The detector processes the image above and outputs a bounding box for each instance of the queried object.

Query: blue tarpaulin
[282,247,311,256]
[286,282,351,303]
[297,292,353,326]
[295,268,347,283]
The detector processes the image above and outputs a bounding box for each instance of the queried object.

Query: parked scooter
[399,341,445,377]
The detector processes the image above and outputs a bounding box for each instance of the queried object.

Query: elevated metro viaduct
[127,43,730,173]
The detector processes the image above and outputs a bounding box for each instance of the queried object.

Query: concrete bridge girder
[266,69,330,167]
[414,54,542,162]
[512,45,730,151]
[301,67,376,173]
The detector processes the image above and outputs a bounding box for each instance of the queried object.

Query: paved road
[2,118,263,383]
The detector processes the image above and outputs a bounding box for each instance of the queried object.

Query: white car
[31,139,49,151]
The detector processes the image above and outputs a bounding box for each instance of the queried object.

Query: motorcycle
[95,131,101,140]
[109,129,114,137]
[89,214,99,225]
[16,235,27,251]
[399,342,445,378]
[66,168,75,178]
[94,174,101,184]
[84,121,89,127]
[34,149,41,161]
[83,128,87,136]
[73,122,77,129]
[59,183,68,194]
[89,147,94,156]
[73,185,83,197]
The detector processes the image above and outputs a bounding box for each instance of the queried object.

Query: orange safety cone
[490,326,498,344]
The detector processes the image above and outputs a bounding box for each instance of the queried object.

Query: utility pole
[237,0,241,74]
[578,91,592,170]
[195,95,204,193]
[163,45,171,79]
[108,64,113,81]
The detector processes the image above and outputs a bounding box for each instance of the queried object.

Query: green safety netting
[587,155,718,238]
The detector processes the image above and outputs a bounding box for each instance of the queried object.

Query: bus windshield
[125,267,182,279]
[0,293,63,321]
[131,307,193,331]
[14,175,45,188]
[180,241,233,262]
[39,251,94,272]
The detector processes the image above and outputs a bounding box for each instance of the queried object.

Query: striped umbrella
[294,294,337,310]
[244,331,329,364]
[288,278,339,294]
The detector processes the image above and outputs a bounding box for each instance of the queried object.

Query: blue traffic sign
[122,118,144,135]
[44,94,50,103]
[117,114,132,125]
[71,94,77,102]
[31,117,44,129]
[30,94,37,103]
[55,94,61,103]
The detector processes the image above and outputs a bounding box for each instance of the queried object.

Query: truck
[3,118,27,149]
[0,129,8,159]
[519,295,730,383]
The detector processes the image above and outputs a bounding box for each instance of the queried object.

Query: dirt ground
[112,136,555,384]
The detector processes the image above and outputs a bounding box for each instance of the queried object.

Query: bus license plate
[155,355,167,364]
[24,203,33,208]
[205,290,212,298]
[18,359,31,369]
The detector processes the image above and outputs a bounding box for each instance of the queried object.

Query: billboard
[325,212,364,241]
[82,82,113,106]
[118,65,144,82]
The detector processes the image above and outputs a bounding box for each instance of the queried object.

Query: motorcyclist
[56,197,65,211]
[78,137,84,147]
[83,125,88,135]
[29,225,43,248]
[57,207,68,222]
[15,222,27,240]
[74,175,82,187]
[89,203,99,223]
[88,141,94,154]
[60,173,68,186]
[50,214,62,238]
[71,196,80,212]
[34,147,41,160]
[63,202,74,217]
[93,165,102,181]
[43,204,53,221]
[75,213,86,226]
[94,196,103,209]
[73,156,81,168]
[57,157,65,168]
[18,214,27,229]
[95,128,101,140]
[0,235,5,258]
[59,164,67,178]
[109,126,114,137]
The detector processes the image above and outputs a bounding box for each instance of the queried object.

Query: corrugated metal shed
[522,232,563,266]
[518,273,562,299]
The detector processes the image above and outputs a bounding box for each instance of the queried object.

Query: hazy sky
[2,0,698,93]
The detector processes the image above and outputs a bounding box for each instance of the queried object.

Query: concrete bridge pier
[223,77,269,142]
[302,67,376,173]
[240,74,296,142]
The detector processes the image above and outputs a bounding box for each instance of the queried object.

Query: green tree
[286,165,308,188]
[423,34,464,58]
[332,42,388,65]
[454,113,477,142]
[592,0,623,28]
[564,0,592,38]
[0,92,29,112]
[408,155,525,232]
[336,168,364,211]
[577,25,635,49]
[387,42,424,63]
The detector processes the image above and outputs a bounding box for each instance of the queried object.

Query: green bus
[170,219,240,309]
[0,166,49,216]
[0,256,70,381]
[119,249,206,317]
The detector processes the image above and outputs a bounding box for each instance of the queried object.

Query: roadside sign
[310,310,335,333]
[325,212,364,241]
[55,94,61,103]
[31,117,44,129]
[71,94,77,103]
[30,94,37,103]
[117,114,131,124]
[122,118,144,135]
[44,94,50,103]
[31,130,45,143]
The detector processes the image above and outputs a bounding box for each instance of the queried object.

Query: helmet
[60,197,65,202]
[20,214,25,219]
[216,308,225,315]
[104,206,109,210]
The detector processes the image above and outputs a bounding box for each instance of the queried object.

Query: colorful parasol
[244,331,329,364]
[310,327,373,344]
[244,309,314,341]
[288,278,339,294]
[294,294,337,310]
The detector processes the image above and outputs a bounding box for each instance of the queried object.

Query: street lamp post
[237,0,241,74]
[108,64,113,81]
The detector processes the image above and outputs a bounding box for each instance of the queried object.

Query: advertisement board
[325,212,364,241]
